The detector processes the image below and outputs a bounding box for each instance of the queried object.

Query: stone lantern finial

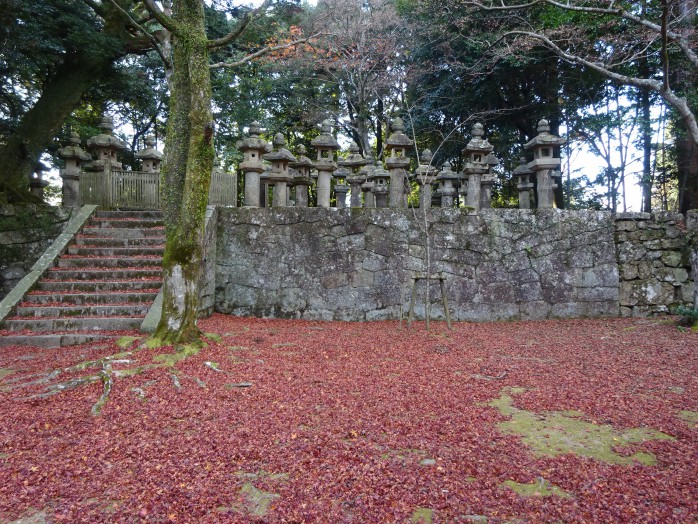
[249,121,263,136]
[513,156,534,209]
[537,119,550,133]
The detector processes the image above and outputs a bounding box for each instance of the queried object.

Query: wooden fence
[80,167,237,209]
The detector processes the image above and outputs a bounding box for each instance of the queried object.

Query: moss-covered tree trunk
[153,0,215,344]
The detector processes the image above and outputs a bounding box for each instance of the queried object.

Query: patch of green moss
[411,507,434,523]
[153,344,202,367]
[489,388,674,465]
[143,337,166,349]
[0,368,15,380]
[679,410,698,424]
[203,332,222,343]
[116,336,139,349]
[500,479,572,499]
[239,482,280,517]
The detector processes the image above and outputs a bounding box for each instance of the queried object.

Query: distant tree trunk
[677,134,698,213]
[0,52,112,203]
[153,0,215,344]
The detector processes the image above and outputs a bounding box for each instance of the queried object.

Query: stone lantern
[385,117,413,208]
[436,161,459,208]
[339,142,368,207]
[85,115,126,171]
[57,131,91,206]
[30,162,49,200]
[412,149,438,209]
[512,157,535,209]
[263,133,296,208]
[524,119,565,209]
[237,121,270,207]
[135,135,163,173]
[479,152,499,209]
[333,166,350,208]
[310,119,340,208]
[289,145,313,207]
[360,162,376,208]
[369,166,390,208]
[462,123,493,211]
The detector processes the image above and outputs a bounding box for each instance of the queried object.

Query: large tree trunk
[677,135,698,213]
[154,0,215,344]
[0,52,112,203]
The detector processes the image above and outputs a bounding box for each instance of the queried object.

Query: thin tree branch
[143,0,177,33]
[104,0,172,68]
[462,0,698,69]
[207,0,273,50]
[210,35,321,69]
[505,30,698,147]
[660,0,670,92]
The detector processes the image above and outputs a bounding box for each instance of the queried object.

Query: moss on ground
[500,478,572,499]
[0,368,15,380]
[411,507,433,523]
[679,410,698,425]
[490,387,674,465]
[152,344,202,367]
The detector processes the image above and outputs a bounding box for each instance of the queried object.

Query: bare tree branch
[210,35,322,69]
[461,0,698,69]
[506,30,698,146]
[104,0,172,69]
[207,0,273,50]
[143,0,177,33]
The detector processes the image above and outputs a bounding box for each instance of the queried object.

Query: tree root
[91,362,113,416]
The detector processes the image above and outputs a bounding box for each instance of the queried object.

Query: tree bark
[0,52,112,203]
[153,0,215,344]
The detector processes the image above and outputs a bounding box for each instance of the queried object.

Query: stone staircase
[0,210,164,347]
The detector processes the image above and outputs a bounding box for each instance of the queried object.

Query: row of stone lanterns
[56,116,163,206]
[236,117,564,210]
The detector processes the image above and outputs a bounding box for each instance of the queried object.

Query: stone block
[655,267,689,284]
[619,280,675,306]
[320,273,348,289]
[514,281,544,302]
[619,263,638,280]
[576,287,618,302]
[519,301,551,320]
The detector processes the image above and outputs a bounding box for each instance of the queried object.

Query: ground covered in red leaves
[0,315,696,523]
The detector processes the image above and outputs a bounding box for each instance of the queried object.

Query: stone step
[57,256,163,269]
[67,245,164,256]
[35,280,162,292]
[24,292,159,305]
[73,236,165,247]
[14,304,151,318]
[88,218,163,229]
[80,227,164,239]
[0,333,126,349]
[2,317,143,332]
[95,210,163,219]
[43,268,162,280]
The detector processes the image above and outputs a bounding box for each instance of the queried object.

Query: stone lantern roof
[237,121,271,152]
[524,119,565,149]
[524,119,565,171]
[339,142,368,170]
[385,117,413,150]
[57,132,91,162]
[263,133,296,183]
[310,119,340,150]
[436,161,460,182]
[512,157,533,178]
[290,145,314,185]
[135,135,163,162]
[413,149,438,183]
[462,123,493,157]
[86,116,127,151]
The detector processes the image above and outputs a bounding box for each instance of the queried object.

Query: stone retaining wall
[0,205,73,300]
[214,208,643,321]
[616,212,696,317]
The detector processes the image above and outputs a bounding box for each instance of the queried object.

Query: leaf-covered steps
[0,210,164,348]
